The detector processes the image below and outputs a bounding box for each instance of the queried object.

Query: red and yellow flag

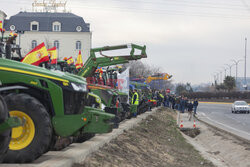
[67,56,74,65]
[48,47,57,64]
[0,21,2,31]
[21,42,49,66]
[75,50,83,69]
[9,31,14,37]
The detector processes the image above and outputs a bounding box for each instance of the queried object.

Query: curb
[176,110,180,126]
[1,108,158,167]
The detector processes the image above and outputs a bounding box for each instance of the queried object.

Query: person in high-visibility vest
[159,92,164,106]
[131,89,139,117]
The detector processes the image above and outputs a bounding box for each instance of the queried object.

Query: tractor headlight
[71,82,87,92]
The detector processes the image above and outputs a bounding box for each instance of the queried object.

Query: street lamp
[224,64,234,76]
[231,59,243,87]
[217,70,223,84]
[244,38,247,90]
[221,67,227,79]
[217,72,219,84]
[213,72,218,85]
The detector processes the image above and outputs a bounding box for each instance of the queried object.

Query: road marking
[202,115,250,137]
[200,102,250,105]
[200,102,233,105]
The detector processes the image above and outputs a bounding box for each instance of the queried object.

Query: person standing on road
[193,99,199,116]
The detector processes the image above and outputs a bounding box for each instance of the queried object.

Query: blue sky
[1,0,250,85]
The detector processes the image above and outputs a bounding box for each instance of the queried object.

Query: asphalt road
[197,103,250,140]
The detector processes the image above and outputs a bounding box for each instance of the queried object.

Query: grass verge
[74,108,215,167]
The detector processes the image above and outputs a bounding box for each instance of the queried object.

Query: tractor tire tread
[0,96,11,162]
[3,93,52,163]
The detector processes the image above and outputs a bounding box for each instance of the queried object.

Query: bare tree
[127,61,162,78]
[126,60,173,90]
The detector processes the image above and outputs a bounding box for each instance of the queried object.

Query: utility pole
[244,38,247,90]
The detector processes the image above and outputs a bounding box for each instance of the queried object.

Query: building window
[54,40,59,49]
[76,41,81,50]
[30,21,39,31]
[31,40,37,49]
[53,22,61,32]
[76,26,82,32]
[10,25,15,31]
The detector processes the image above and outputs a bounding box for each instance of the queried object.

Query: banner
[117,67,130,102]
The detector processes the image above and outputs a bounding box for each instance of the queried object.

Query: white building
[1,11,91,62]
[0,11,7,25]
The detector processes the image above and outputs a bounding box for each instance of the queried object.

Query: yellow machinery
[145,73,172,83]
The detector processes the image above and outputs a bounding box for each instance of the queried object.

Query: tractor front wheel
[3,93,52,163]
[0,96,11,162]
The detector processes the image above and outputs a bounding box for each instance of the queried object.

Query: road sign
[166,89,170,93]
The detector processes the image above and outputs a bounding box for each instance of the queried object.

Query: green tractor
[45,44,147,123]
[0,35,115,163]
[78,44,147,120]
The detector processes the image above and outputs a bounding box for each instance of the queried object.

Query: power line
[240,0,250,13]
[2,0,250,19]
[110,0,247,8]
[67,4,250,19]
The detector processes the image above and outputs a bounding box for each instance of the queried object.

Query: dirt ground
[74,108,214,167]
[184,120,250,167]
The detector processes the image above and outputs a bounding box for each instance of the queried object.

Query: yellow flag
[67,57,74,65]
[48,47,57,64]
[0,21,2,30]
[22,43,49,66]
[75,50,83,69]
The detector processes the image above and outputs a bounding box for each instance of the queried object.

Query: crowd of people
[152,91,199,120]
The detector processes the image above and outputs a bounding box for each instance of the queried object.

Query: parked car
[232,101,250,114]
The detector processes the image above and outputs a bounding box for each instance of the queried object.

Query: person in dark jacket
[176,96,181,111]
[193,99,199,116]
[187,101,193,121]
[171,96,176,110]
[180,97,186,113]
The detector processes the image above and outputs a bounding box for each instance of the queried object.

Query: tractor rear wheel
[3,93,52,163]
[0,96,11,163]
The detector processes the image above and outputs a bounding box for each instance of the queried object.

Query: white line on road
[199,113,250,138]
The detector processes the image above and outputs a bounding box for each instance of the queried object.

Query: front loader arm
[145,73,173,83]
[78,44,147,78]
